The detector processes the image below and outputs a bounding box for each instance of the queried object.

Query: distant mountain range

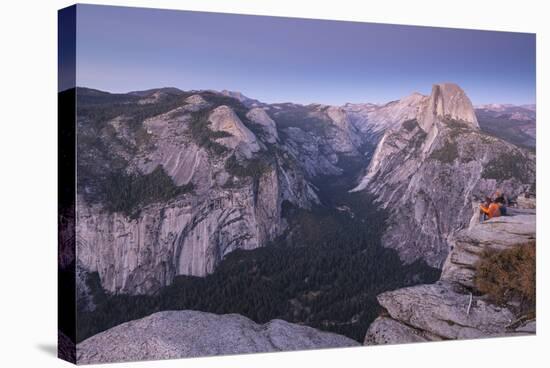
[475,104,536,148]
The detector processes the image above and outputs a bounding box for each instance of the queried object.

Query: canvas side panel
[58,4,77,364]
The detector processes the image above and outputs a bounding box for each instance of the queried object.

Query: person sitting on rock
[479,197,491,221]
[480,197,501,220]
[492,189,508,216]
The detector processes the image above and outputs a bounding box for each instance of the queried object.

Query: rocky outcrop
[441,208,536,288]
[368,281,516,342]
[76,310,359,364]
[324,106,363,154]
[364,207,536,345]
[246,107,279,143]
[352,83,535,268]
[184,94,208,109]
[134,105,210,187]
[208,105,261,158]
[418,83,479,132]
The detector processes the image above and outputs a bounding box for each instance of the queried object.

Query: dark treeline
[76,87,192,131]
[102,166,194,218]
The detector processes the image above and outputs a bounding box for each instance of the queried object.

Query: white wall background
[0,0,547,367]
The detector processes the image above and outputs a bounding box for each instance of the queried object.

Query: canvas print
[58,4,536,364]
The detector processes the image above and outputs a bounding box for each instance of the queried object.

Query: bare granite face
[208,105,261,158]
[418,83,479,132]
[324,105,363,154]
[364,207,536,345]
[246,107,279,143]
[76,310,359,364]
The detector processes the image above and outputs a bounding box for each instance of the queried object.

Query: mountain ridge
[77,85,535,121]
[365,206,536,344]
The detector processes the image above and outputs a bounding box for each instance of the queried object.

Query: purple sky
[75,4,536,105]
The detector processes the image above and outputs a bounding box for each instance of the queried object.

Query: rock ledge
[365,207,536,345]
[77,310,359,364]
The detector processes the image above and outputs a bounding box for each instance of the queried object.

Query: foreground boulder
[77,310,358,364]
[367,281,516,343]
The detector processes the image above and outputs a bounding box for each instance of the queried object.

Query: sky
[73,4,536,105]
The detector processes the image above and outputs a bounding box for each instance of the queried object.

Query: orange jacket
[480,203,501,219]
